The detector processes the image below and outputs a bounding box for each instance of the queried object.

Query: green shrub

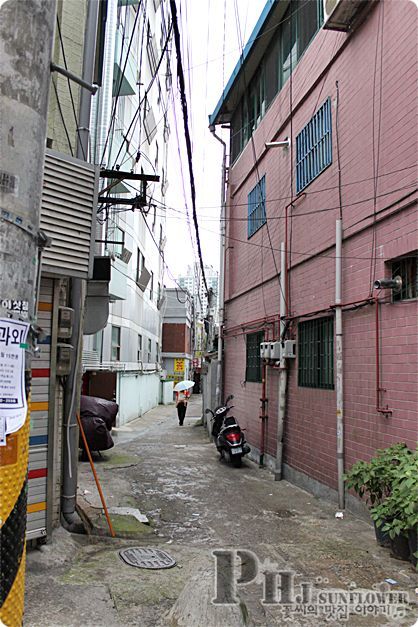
[344,442,411,506]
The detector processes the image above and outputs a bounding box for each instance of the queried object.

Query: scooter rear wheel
[230,454,242,468]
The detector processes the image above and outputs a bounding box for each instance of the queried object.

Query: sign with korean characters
[173,358,185,373]
[0,318,30,444]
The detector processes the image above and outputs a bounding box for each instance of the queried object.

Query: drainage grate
[119,547,176,570]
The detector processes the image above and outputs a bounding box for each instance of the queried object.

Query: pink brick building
[209,0,417,504]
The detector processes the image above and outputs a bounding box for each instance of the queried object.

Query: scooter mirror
[226,394,234,402]
[205,408,211,414]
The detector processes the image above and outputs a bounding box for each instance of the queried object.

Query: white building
[83,0,172,425]
[178,263,219,321]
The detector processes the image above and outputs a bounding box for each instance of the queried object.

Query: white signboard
[0,318,30,442]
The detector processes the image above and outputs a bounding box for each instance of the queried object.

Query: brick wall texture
[223,1,417,492]
[162,323,191,354]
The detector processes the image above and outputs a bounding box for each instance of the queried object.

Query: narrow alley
[24,396,417,627]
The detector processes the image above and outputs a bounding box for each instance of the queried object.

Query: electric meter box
[56,343,74,376]
[281,339,296,358]
[270,342,281,359]
[57,307,74,339]
[260,342,270,359]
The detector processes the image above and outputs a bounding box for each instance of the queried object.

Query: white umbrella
[173,380,195,392]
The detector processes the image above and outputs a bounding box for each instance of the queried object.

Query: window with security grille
[246,331,264,382]
[392,253,418,301]
[248,176,266,238]
[298,317,334,389]
[296,97,332,194]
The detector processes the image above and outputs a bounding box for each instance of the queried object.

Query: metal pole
[61,0,99,532]
[275,243,288,481]
[50,62,97,94]
[0,1,56,624]
[209,126,226,407]
[335,219,345,509]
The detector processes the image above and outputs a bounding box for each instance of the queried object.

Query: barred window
[298,317,334,389]
[248,176,266,238]
[296,97,332,194]
[246,331,264,382]
[391,253,418,302]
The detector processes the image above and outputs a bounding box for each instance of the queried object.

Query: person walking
[175,389,190,426]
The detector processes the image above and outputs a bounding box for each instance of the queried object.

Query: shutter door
[27,277,53,540]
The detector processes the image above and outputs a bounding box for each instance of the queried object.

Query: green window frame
[298,317,334,389]
[246,331,264,382]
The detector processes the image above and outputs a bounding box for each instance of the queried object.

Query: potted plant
[370,448,418,566]
[344,443,411,547]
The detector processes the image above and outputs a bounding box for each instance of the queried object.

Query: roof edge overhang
[209,0,287,127]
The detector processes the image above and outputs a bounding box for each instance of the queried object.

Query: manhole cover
[119,547,176,569]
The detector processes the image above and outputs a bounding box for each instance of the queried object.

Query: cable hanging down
[169,0,209,300]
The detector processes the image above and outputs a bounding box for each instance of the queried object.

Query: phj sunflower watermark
[212,550,411,622]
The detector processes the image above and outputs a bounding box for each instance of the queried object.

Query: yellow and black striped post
[0,415,30,626]
[0,1,56,624]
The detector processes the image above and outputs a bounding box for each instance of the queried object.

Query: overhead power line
[169,0,209,299]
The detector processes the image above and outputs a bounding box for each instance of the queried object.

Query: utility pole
[0,1,56,625]
[61,0,99,533]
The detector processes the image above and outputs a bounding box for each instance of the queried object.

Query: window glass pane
[111,326,121,361]
[280,6,297,88]
[297,0,319,57]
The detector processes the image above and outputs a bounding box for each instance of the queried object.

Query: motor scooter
[205,395,250,467]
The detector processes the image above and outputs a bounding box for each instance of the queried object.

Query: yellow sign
[174,358,185,373]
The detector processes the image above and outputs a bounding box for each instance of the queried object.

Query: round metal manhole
[119,547,176,570]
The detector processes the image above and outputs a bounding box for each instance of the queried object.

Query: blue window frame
[248,176,266,238]
[296,97,332,194]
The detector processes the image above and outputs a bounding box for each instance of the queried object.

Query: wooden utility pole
[0,1,56,624]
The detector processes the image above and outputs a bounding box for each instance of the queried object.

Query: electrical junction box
[270,342,281,360]
[281,339,296,359]
[57,306,74,339]
[56,343,74,376]
[260,342,270,359]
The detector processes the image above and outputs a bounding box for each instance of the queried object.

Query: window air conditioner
[323,0,377,32]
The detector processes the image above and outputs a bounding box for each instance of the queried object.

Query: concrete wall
[47,0,87,154]
[116,371,161,426]
[222,1,418,493]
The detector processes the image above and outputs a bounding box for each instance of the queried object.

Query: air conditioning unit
[323,0,377,32]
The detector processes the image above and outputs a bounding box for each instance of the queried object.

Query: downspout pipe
[335,219,345,509]
[61,0,99,532]
[275,242,288,480]
[259,362,267,466]
[209,125,226,407]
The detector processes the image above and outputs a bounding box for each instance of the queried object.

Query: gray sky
[164,0,266,283]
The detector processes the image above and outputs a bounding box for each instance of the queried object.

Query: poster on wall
[0,318,30,443]
[173,358,185,373]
